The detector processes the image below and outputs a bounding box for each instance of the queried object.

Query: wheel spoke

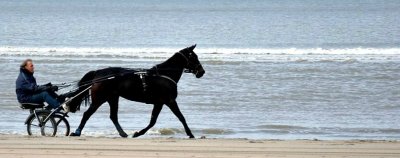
[27,111,57,137]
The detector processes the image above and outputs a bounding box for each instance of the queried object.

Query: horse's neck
[153,54,185,83]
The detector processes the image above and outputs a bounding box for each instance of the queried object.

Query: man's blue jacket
[15,68,39,103]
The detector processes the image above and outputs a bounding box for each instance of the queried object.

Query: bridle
[177,52,202,75]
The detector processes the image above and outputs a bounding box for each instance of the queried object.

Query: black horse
[67,45,205,138]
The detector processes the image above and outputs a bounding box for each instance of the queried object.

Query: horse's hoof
[70,132,81,137]
[120,132,128,138]
[189,135,195,139]
[132,131,140,138]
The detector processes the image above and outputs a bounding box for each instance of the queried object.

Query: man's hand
[36,85,50,92]
[36,83,56,92]
[50,86,58,92]
[44,82,52,86]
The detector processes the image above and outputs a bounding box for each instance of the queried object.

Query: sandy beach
[0,135,399,158]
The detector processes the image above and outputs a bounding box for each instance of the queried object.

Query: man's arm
[20,80,50,93]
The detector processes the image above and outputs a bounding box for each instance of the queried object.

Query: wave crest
[1,46,400,62]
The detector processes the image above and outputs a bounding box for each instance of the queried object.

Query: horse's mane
[151,47,190,69]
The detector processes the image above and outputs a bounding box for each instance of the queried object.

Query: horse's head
[179,44,205,78]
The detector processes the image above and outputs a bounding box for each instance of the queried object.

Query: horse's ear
[189,44,196,51]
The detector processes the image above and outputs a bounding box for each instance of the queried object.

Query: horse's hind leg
[70,100,103,136]
[166,100,195,138]
[133,104,163,138]
[108,96,128,138]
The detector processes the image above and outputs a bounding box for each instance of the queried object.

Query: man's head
[20,59,34,73]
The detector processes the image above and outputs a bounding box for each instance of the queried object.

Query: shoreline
[0,135,399,158]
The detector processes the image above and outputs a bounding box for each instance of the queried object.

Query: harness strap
[178,52,189,64]
[178,52,201,74]
[136,73,177,89]
[159,75,177,85]
[138,73,148,92]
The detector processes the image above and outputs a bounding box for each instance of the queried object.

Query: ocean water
[0,0,399,140]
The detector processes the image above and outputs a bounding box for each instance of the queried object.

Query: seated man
[15,59,61,109]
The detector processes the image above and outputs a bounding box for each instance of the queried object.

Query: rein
[59,67,180,91]
[56,52,197,90]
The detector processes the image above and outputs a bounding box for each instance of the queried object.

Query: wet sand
[0,135,399,158]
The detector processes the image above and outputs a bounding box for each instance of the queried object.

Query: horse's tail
[66,70,96,112]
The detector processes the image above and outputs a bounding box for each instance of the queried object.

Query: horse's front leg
[133,104,163,138]
[70,101,102,136]
[166,100,195,138]
[108,96,128,138]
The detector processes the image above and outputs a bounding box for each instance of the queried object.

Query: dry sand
[0,135,399,158]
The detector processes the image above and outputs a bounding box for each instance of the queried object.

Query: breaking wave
[1,46,400,62]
